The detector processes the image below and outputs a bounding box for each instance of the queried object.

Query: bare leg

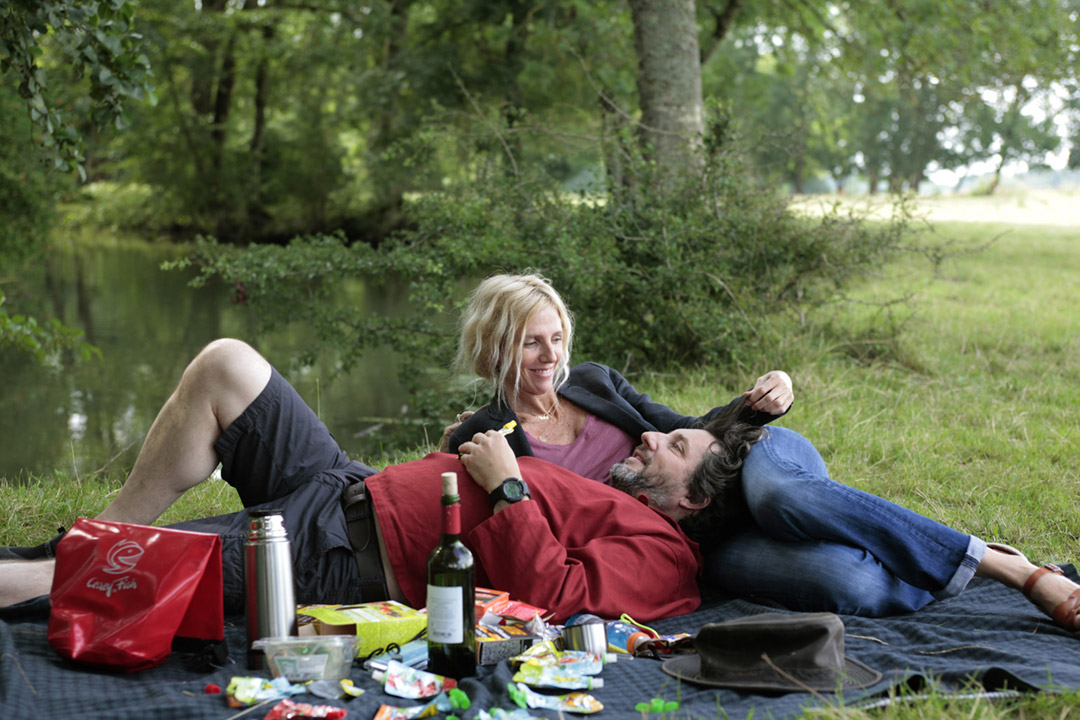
[0,560,55,606]
[976,545,1080,628]
[96,339,271,526]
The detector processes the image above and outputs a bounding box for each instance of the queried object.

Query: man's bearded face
[608,462,678,517]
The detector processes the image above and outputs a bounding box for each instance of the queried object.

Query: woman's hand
[458,430,522,494]
[438,410,475,452]
[744,370,794,415]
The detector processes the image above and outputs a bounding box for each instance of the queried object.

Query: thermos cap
[247,511,288,542]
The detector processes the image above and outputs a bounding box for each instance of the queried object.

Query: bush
[176,138,912,441]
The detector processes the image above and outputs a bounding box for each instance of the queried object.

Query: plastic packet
[634,632,695,658]
[373,690,461,720]
[511,662,603,690]
[375,660,458,700]
[363,638,430,672]
[512,640,610,675]
[225,676,306,707]
[508,682,604,714]
[263,698,347,719]
[477,709,542,720]
[306,678,365,700]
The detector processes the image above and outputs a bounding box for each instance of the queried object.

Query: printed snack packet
[511,662,604,690]
[377,660,458,700]
[263,698,347,719]
[508,682,604,714]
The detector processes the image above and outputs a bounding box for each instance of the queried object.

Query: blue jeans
[702,427,986,616]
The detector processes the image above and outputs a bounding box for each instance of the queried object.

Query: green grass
[3,215,1079,718]
[648,221,1080,564]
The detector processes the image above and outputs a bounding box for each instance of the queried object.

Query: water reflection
[0,237,411,481]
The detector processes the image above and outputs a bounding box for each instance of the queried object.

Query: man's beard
[608,462,675,514]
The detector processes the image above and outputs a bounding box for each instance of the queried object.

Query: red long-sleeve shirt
[366,452,702,623]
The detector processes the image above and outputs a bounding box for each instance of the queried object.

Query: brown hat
[661,612,882,693]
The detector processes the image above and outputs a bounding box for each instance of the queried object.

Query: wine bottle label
[441,503,461,535]
[426,584,465,643]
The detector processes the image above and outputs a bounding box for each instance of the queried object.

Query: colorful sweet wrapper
[511,662,604,690]
[477,709,542,720]
[225,676,307,708]
[373,692,454,720]
[508,682,603,714]
[379,659,457,700]
[263,698,347,719]
[305,678,365,700]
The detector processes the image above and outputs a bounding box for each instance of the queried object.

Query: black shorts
[171,368,378,613]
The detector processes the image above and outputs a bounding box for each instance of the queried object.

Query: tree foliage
[0,0,150,363]
[0,0,154,179]
[174,127,914,430]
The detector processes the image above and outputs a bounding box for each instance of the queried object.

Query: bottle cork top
[441,471,458,495]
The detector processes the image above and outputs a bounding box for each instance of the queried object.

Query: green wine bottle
[426,471,476,678]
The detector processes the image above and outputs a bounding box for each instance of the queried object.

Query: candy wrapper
[263,698,347,719]
[477,709,542,720]
[508,682,603,714]
[306,678,365,700]
[634,632,695,658]
[523,613,558,642]
[511,641,611,675]
[373,688,470,720]
[495,600,548,623]
[511,662,603,690]
[226,676,306,708]
[376,660,458,700]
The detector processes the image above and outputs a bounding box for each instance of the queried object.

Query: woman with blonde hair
[442,272,792,483]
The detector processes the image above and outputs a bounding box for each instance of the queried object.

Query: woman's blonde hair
[457,273,574,406]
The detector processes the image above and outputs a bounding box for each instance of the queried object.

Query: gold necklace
[520,399,558,421]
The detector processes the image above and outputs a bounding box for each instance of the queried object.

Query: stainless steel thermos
[244,509,297,669]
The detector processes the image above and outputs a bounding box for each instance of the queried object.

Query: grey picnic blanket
[1,567,1078,720]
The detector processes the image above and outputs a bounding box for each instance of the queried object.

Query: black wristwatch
[489,477,530,507]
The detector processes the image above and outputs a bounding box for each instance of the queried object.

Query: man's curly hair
[680,398,766,539]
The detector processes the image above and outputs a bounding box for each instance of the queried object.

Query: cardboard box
[476,622,537,666]
[297,601,427,658]
[475,587,510,619]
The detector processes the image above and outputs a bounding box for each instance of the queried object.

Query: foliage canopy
[174,130,914,438]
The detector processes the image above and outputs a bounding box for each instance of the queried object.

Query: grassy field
[3,192,1079,717]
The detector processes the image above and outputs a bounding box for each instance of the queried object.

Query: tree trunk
[501,0,531,173]
[367,0,413,238]
[627,0,705,180]
[699,0,743,66]
[191,0,229,116]
[210,33,237,174]
[988,159,1005,195]
[246,22,275,241]
[600,85,633,210]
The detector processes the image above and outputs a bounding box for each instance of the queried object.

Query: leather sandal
[1021,563,1080,633]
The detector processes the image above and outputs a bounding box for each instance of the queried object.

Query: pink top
[528,414,637,483]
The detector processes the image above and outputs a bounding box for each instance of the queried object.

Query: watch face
[492,477,529,505]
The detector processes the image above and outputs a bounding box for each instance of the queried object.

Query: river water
[0,236,414,481]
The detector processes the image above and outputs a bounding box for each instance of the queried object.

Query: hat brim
[661,653,883,693]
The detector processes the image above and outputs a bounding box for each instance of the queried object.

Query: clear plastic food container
[251,635,361,681]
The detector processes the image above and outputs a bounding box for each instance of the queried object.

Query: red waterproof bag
[47,517,225,672]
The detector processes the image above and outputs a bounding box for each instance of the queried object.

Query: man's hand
[744,370,794,415]
[458,430,523,495]
[438,410,475,452]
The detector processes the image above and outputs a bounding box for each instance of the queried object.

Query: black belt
[342,481,390,603]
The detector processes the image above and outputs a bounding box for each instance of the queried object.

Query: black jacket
[448,362,786,457]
